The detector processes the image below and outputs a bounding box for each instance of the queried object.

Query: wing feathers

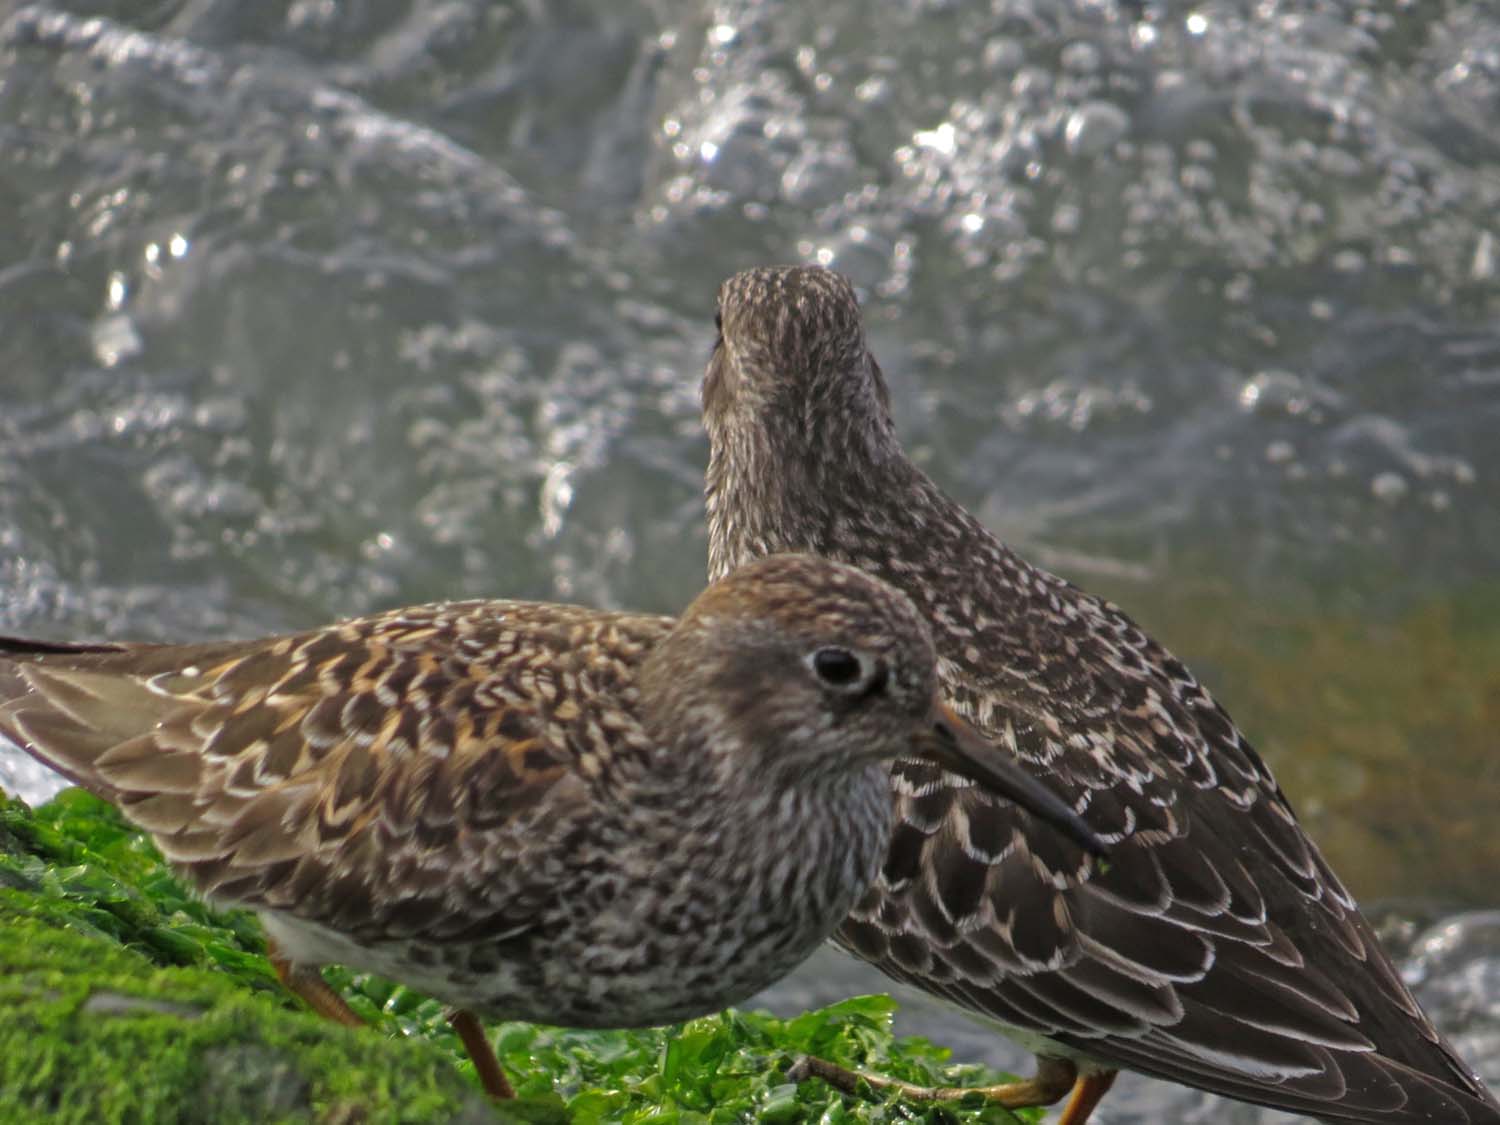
[842,763,1499,1121]
[0,601,658,953]
[95,735,204,794]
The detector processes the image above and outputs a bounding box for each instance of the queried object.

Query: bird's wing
[0,601,662,948]
[837,593,1499,1122]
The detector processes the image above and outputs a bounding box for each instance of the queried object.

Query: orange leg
[267,941,366,1028]
[267,940,516,1101]
[789,1052,1081,1110]
[1058,1068,1118,1125]
[447,1008,516,1101]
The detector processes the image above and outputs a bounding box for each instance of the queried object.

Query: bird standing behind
[0,552,1101,1101]
[702,266,1500,1124]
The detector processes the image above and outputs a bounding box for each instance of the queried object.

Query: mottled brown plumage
[0,552,1101,1100]
[702,266,1500,1124]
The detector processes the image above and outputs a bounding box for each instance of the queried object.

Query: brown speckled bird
[0,552,1103,1101]
[702,266,1500,1124]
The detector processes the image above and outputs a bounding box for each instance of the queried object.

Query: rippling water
[1,2,1497,1119]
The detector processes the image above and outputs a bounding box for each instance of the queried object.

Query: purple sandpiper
[702,265,1500,1124]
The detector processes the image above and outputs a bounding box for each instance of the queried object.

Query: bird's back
[823,469,1498,1122]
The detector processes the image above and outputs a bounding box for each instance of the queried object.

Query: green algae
[0,794,501,1124]
[0,789,1036,1123]
[0,915,499,1124]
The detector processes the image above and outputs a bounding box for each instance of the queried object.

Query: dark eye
[714,310,723,334]
[807,647,887,696]
[812,647,860,684]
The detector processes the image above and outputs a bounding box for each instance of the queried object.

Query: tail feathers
[0,647,181,805]
[0,692,126,801]
[0,637,305,886]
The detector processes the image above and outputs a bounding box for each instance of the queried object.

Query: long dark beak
[923,701,1108,858]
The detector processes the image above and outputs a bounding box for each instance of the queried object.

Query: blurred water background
[1,1,1498,1120]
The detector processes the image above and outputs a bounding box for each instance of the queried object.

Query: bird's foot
[267,943,366,1028]
[788,1053,1115,1123]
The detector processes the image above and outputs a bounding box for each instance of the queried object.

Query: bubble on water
[1473,231,1496,280]
[983,37,1024,72]
[1265,440,1296,465]
[1371,471,1409,503]
[92,314,142,367]
[1064,101,1130,156]
[1059,41,1101,74]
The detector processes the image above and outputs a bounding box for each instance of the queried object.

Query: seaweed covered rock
[0,789,1032,1123]
[0,789,504,1123]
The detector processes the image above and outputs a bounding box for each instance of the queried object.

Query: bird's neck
[704,409,989,584]
[705,405,913,582]
[703,413,1046,669]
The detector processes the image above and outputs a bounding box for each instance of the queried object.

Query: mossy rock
[0,789,505,1124]
[0,788,1032,1124]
